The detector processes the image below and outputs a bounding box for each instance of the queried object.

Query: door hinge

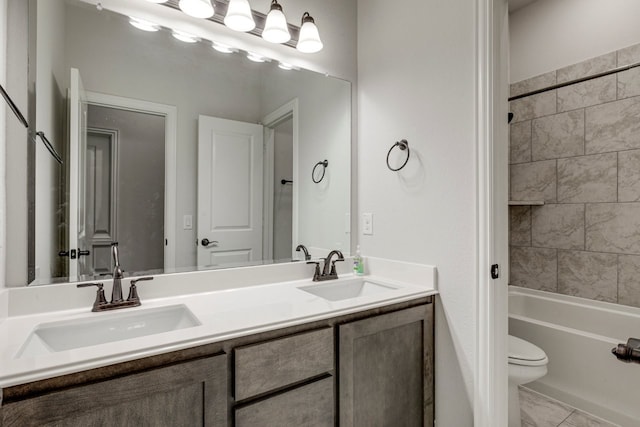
[490,264,499,279]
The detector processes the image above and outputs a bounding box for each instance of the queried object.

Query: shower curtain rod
[508,60,640,102]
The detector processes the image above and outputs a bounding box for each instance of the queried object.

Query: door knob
[201,238,219,247]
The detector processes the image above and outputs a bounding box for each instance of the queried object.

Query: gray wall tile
[510,246,557,291]
[532,110,584,161]
[618,42,640,65]
[510,71,556,97]
[558,251,617,302]
[510,121,532,164]
[510,206,531,246]
[532,204,585,250]
[559,409,619,427]
[586,203,640,254]
[510,160,557,202]
[619,149,640,201]
[619,255,640,308]
[557,153,617,203]
[558,75,616,112]
[618,67,640,99]
[557,52,616,84]
[510,91,556,123]
[585,96,640,154]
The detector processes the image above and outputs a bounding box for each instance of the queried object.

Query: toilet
[508,335,548,427]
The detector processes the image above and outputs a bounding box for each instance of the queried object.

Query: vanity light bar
[161,0,301,49]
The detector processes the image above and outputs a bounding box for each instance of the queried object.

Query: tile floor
[519,387,619,427]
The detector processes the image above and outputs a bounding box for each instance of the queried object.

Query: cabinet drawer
[234,327,334,400]
[235,376,334,427]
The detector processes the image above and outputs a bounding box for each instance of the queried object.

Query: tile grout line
[556,410,576,427]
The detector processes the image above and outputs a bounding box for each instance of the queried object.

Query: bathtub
[509,286,640,427]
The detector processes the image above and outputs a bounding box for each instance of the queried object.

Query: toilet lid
[508,335,548,366]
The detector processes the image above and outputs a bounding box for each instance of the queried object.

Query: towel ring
[312,160,329,183]
[386,139,410,171]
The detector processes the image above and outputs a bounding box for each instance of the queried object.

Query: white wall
[357,0,476,425]
[510,0,640,82]
[35,0,66,282]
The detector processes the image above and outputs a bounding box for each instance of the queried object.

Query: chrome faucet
[307,249,344,281]
[111,242,124,303]
[296,244,311,261]
[76,242,154,312]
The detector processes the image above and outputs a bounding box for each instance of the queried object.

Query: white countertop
[0,258,437,388]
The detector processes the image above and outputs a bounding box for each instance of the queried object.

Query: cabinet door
[2,355,227,427]
[339,304,434,427]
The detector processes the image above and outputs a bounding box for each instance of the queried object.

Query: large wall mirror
[17,0,351,286]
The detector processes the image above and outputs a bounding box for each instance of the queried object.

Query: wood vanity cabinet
[0,297,434,427]
[0,355,228,427]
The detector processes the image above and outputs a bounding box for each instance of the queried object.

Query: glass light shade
[296,15,323,53]
[179,0,214,18]
[212,42,237,53]
[146,0,168,3]
[278,62,294,70]
[224,0,255,32]
[129,17,160,32]
[246,52,267,63]
[262,8,290,44]
[172,30,200,43]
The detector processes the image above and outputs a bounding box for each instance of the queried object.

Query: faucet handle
[77,282,107,308]
[306,261,322,281]
[127,277,154,303]
[330,257,344,275]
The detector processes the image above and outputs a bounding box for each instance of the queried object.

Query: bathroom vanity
[0,260,437,426]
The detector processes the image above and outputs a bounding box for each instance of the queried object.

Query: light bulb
[129,17,161,32]
[172,30,200,43]
[247,52,268,63]
[262,0,290,44]
[224,0,255,32]
[212,42,237,53]
[278,62,295,70]
[179,0,214,19]
[296,12,323,53]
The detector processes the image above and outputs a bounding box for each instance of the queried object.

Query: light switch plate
[363,213,373,235]
[183,215,193,230]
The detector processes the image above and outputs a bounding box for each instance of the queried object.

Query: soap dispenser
[353,245,364,276]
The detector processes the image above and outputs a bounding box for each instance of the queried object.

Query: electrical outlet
[183,215,193,230]
[363,213,373,235]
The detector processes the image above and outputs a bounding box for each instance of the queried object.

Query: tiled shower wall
[508,42,640,308]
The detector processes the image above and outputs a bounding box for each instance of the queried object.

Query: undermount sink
[16,305,201,358]
[298,279,398,302]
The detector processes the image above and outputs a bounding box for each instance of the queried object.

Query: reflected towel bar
[1,83,63,164]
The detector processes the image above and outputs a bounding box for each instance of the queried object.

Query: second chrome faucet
[307,250,345,281]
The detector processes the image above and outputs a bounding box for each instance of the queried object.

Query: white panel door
[197,115,264,268]
[68,68,89,280]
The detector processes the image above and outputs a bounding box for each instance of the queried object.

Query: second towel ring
[312,160,329,183]
[386,139,410,171]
